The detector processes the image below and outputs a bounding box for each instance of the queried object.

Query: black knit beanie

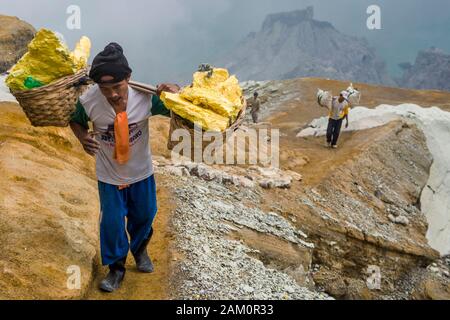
[89,42,132,84]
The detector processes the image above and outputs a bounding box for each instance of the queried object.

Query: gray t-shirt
[330,97,349,120]
[79,85,154,185]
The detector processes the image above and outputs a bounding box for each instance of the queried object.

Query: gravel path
[167,173,331,300]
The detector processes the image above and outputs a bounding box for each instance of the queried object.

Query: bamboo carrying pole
[128,81,157,95]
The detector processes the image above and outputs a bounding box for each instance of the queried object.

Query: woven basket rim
[10,68,88,98]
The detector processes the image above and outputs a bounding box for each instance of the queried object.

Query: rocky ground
[166,172,330,300]
[1,75,450,300]
[295,121,440,299]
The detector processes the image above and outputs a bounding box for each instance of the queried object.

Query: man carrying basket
[69,42,179,293]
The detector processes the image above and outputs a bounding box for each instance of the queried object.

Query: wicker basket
[10,68,90,127]
[167,98,247,154]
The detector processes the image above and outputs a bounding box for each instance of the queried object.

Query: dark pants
[326,118,343,146]
[251,111,258,123]
[98,175,158,266]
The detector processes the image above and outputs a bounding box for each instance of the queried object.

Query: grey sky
[1,0,449,84]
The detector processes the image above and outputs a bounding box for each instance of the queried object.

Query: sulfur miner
[69,42,178,293]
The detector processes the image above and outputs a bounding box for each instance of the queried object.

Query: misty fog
[1,0,449,84]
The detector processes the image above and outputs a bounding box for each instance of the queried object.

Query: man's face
[338,95,345,103]
[98,75,130,106]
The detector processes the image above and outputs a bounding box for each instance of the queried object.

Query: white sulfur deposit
[298,104,450,256]
[0,75,17,103]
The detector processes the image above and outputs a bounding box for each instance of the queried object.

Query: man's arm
[69,101,100,156]
[151,95,171,118]
[344,103,351,128]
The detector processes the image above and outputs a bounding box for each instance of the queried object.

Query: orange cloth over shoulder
[113,111,130,165]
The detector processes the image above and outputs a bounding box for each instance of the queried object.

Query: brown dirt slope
[0,102,97,299]
[0,103,176,299]
[249,78,450,299]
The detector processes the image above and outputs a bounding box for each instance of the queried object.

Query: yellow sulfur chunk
[160,92,230,132]
[70,36,91,69]
[6,29,91,91]
[184,70,243,120]
[6,29,75,91]
[162,67,244,132]
[192,68,230,89]
[180,86,237,119]
[218,75,243,110]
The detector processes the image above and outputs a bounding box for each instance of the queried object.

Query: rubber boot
[99,257,126,293]
[133,228,154,273]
